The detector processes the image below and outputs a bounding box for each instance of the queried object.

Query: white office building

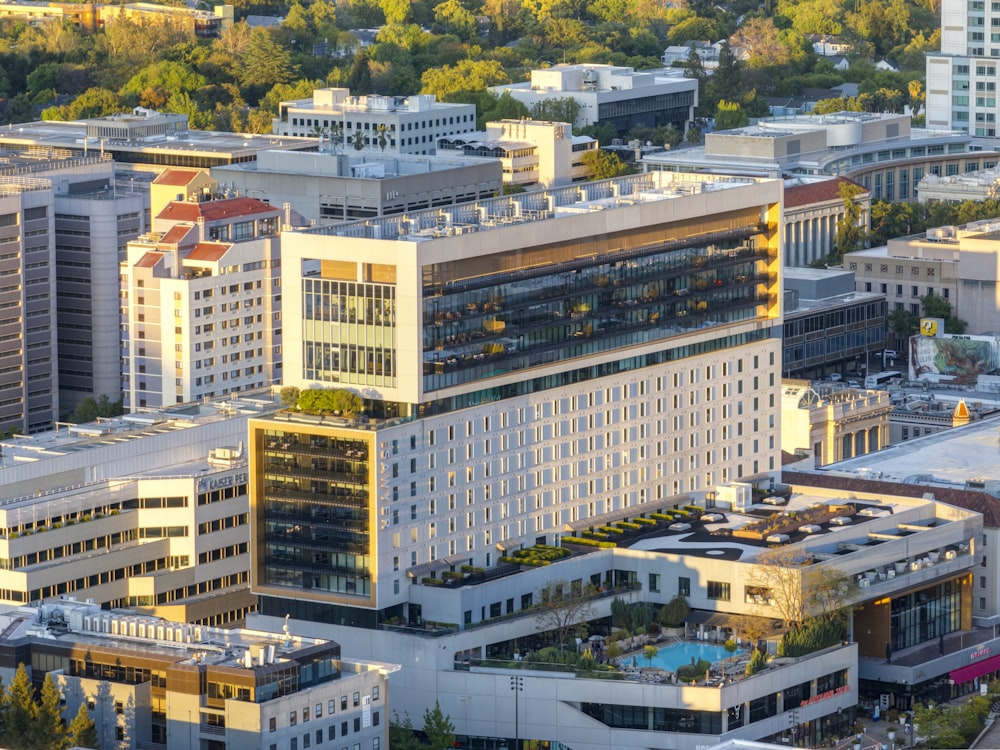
[271,87,477,156]
[926,0,1000,142]
[246,171,786,748]
[120,196,289,411]
[0,391,281,625]
[491,64,697,136]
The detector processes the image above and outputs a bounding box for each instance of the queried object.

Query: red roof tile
[784,177,865,209]
[154,169,201,187]
[135,252,164,269]
[186,242,232,262]
[158,197,276,223]
[161,225,195,246]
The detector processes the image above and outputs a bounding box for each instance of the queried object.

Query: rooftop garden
[280,386,363,417]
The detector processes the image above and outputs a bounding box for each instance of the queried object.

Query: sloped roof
[154,169,202,187]
[160,225,195,246]
[157,197,275,223]
[785,177,863,209]
[186,242,232,262]
[782,470,1000,527]
[135,252,164,269]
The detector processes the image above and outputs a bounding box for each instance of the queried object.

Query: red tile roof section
[158,197,276,222]
[160,225,195,246]
[135,252,164,269]
[154,169,201,187]
[186,242,232,262]
[784,177,864,209]
[782,470,1000,527]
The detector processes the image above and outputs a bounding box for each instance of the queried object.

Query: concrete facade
[0,599,393,750]
[644,113,990,203]
[212,149,502,226]
[844,218,1000,336]
[0,392,280,626]
[120,196,285,410]
[0,177,57,434]
[271,88,477,156]
[781,380,892,465]
[491,64,698,135]
[437,119,598,188]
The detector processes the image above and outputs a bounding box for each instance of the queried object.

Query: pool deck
[616,637,754,685]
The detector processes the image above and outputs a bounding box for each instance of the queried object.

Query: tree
[237,28,295,95]
[534,579,597,650]
[280,386,301,408]
[389,711,422,750]
[921,293,968,334]
[714,100,748,131]
[66,702,99,750]
[832,180,868,261]
[30,674,66,750]
[803,566,852,623]
[422,701,456,750]
[346,48,373,95]
[2,664,35,747]
[657,595,689,627]
[68,394,123,424]
[869,200,914,246]
[529,96,581,125]
[643,644,659,666]
[888,308,919,342]
[420,59,510,99]
[580,149,629,179]
[748,546,808,627]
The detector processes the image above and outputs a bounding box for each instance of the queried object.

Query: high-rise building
[120,196,288,410]
[246,172,784,742]
[0,150,149,417]
[927,0,993,139]
[0,176,56,434]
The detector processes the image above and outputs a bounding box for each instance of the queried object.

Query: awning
[950,653,1000,684]
[685,609,782,632]
[406,554,469,579]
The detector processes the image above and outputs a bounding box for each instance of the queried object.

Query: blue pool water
[636,641,745,671]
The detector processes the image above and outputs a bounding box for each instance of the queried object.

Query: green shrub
[677,659,712,682]
[598,525,624,535]
[616,521,641,531]
[82,514,92,522]
[561,536,615,548]
[724,638,738,652]
[441,570,463,580]
[746,648,768,675]
[9,532,18,540]
[650,512,673,521]
[53,522,63,529]
[658,596,690,628]
[634,517,657,526]
[778,617,843,657]
[422,577,443,585]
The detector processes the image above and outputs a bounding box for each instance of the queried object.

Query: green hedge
[616,521,641,531]
[778,618,843,657]
[561,536,616,548]
[634,518,657,526]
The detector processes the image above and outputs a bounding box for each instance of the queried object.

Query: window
[329,700,335,715]
[649,573,660,592]
[678,577,691,596]
[353,692,360,707]
[291,712,298,726]
[270,718,277,732]
[707,581,731,600]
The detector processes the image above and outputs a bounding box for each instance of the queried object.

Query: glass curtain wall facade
[259,427,373,601]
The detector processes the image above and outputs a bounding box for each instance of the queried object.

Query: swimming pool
[635,641,745,671]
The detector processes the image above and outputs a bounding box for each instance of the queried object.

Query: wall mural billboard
[910,335,998,384]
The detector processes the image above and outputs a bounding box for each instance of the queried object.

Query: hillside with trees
[0,0,940,140]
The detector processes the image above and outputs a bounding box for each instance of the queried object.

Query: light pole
[510,676,524,750]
